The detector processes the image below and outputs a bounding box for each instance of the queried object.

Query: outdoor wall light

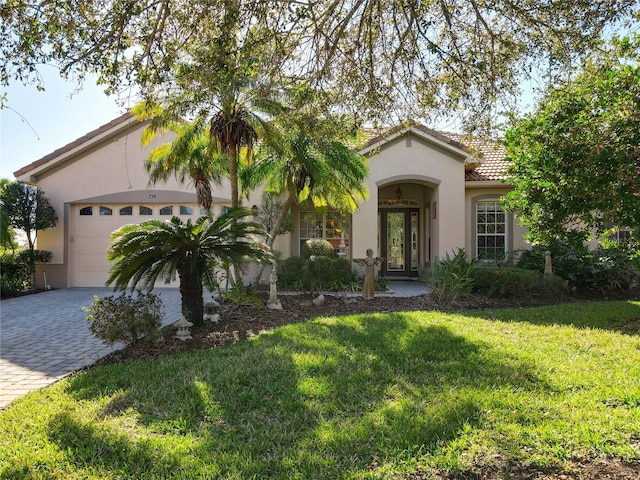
[395,186,402,201]
[251,204,259,217]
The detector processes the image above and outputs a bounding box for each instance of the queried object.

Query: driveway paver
[0,288,182,411]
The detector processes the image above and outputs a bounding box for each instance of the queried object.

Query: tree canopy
[3,1,638,129]
[0,181,57,253]
[503,36,640,245]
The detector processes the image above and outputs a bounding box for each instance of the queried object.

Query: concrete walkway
[0,281,428,411]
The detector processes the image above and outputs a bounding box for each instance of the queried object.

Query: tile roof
[360,125,510,182]
[443,133,510,182]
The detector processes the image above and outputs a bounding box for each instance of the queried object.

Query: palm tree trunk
[229,144,239,209]
[253,193,294,288]
[228,141,244,287]
[179,270,204,327]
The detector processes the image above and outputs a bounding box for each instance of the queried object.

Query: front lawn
[1,301,639,479]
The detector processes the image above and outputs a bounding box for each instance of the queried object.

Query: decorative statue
[354,248,384,300]
[267,265,283,310]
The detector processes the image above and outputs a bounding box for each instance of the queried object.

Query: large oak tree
[2,1,637,129]
[503,36,640,245]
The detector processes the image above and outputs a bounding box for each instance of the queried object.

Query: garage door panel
[70,203,198,287]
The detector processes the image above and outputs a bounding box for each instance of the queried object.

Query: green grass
[2,300,640,479]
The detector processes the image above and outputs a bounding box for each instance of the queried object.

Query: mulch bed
[95,288,640,366]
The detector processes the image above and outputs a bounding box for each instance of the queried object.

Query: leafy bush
[221,283,264,309]
[16,249,53,265]
[332,257,357,289]
[302,239,335,259]
[0,253,30,297]
[306,255,334,290]
[517,243,639,292]
[279,254,357,292]
[281,256,306,288]
[84,292,164,346]
[429,249,477,304]
[588,247,638,291]
[472,267,568,298]
[375,276,389,290]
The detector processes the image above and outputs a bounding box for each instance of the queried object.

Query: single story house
[14,113,529,289]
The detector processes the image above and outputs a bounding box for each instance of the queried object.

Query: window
[179,205,193,215]
[119,206,133,216]
[221,206,231,215]
[159,206,173,215]
[607,227,634,246]
[79,206,93,216]
[299,211,350,256]
[139,206,153,215]
[99,206,113,216]
[476,200,507,261]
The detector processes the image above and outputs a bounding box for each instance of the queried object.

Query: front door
[380,209,419,277]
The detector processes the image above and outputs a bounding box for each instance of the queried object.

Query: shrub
[16,249,53,265]
[306,255,335,290]
[517,243,639,292]
[0,253,29,297]
[472,267,568,298]
[281,256,306,288]
[279,254,358,291]
[331,257,357,289]
[429,249,477,304]
[588,247,638,291]
[221,283,264,309]
[84,292,164,346]
[302,239,335,259]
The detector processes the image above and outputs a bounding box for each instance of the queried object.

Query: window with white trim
[476,200,507,261]
[299,211,350,256]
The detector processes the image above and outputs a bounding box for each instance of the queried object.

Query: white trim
[360,126,476,163]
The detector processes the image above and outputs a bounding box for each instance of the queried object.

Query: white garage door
[69,203,199,287]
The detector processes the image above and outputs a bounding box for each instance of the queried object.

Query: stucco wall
[19,121,233,287]
[355,134,467,262]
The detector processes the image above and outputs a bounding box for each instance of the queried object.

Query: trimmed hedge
[472,267,568,298]
[302,239,335,259]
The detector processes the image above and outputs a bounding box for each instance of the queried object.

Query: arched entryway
[377,180,437,278]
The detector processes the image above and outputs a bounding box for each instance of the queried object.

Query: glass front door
[380,209,419,277]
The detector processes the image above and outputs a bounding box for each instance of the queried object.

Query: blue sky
[1,66,126,180]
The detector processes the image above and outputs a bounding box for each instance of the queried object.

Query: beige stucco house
[14,113,529,289]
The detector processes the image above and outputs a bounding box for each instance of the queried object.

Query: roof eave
[359,125,475,163]
[13,113,139,181]
[465,179,511,188]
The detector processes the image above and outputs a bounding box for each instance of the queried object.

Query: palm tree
[245,119,369,285]
[207,90,286,208]
[106,209,272,326]
[133,108,228,214]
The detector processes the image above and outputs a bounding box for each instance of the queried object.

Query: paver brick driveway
[0,288,182,411]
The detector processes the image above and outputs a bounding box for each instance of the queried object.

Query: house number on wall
[148,194,156,199]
